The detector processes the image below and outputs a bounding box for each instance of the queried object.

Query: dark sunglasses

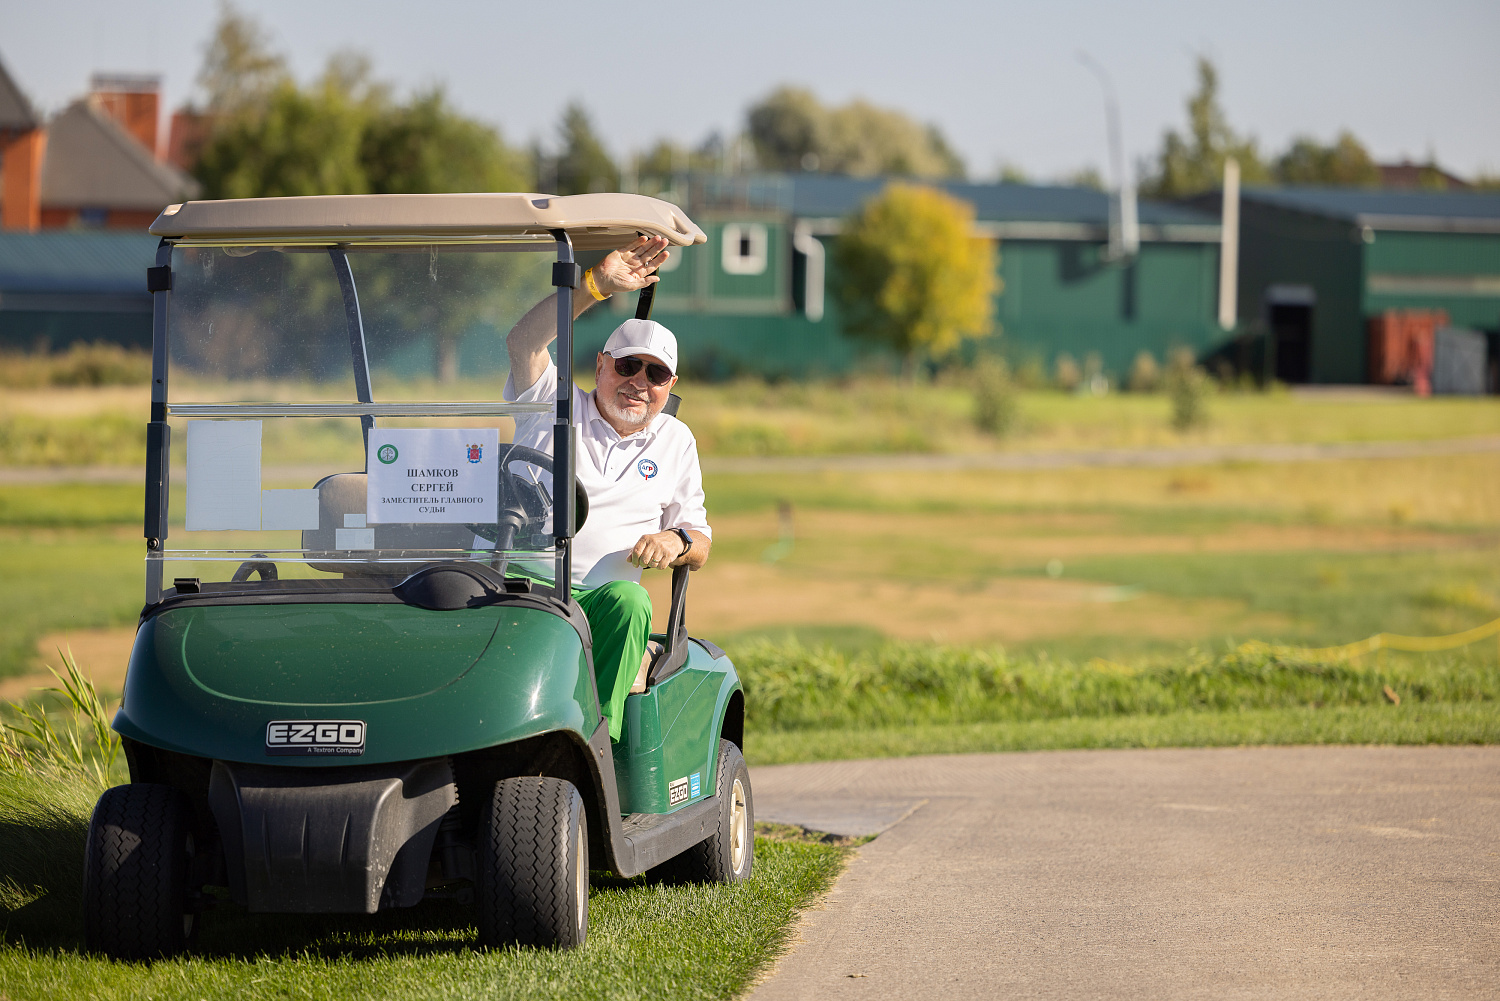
[613,356,673,387]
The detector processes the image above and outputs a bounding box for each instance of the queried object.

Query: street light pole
[1078,52,1138,261]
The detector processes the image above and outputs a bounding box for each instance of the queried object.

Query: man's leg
[574,580,652,742]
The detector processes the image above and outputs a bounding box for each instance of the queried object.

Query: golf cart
[84,193,751,957]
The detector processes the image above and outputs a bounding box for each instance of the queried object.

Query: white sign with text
[366,428,499,524]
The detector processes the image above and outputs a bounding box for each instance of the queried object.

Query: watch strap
[674,527,693,556]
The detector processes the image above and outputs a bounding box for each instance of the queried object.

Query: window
[721,223,768,276]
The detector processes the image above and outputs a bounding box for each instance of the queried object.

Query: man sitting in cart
[504,236,711,742]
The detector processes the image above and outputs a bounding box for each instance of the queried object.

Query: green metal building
[0,231,157,351]
[573,174,1226,380]
[1228,188,1500,384]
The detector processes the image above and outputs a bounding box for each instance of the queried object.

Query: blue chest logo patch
[637,458,659,480]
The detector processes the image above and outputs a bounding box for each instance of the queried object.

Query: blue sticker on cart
[690,772,701,798]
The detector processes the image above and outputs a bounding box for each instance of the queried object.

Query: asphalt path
[748,746,1500,1000]
[2,435,1498,484]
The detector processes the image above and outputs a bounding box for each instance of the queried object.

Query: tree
[547,103,618,195]
[746,86,965,178]
[833,183,997,375]
[198,1,288,113]
[361,87,529,194]
[195,76,370,198]
[1142,57,1268,198]
[1274,131,1379,186]
[747,86,825,171]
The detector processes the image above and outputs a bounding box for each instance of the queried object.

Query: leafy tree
[362,88,529,194]
[747,86,825,171]
[833,183,997,376]
[1142,57,1268,198]
[198,1,287,112]
[1274,131,1379,186]
[547,103,618,195]
[195,75,370,198]
[746,87,965,178]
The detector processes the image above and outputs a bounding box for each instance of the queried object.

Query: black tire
[82,783,198,959]
[476,776,588,949]
[676,739,754,883]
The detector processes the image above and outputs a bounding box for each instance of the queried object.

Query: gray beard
[596,391,652,430]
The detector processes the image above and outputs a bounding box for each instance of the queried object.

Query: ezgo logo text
[266,720,366,756]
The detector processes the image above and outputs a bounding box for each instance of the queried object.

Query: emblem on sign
[638,458,658,480]
[466,443,483,463]
[377,444,399,464]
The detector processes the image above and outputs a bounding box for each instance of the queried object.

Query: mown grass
[0,770,845,1001]
[747,703,1500,765]
[731,639,1499,732]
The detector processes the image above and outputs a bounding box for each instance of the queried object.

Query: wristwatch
[673,528,693,558]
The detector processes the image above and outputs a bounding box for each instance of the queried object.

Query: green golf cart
[84,193,751,957]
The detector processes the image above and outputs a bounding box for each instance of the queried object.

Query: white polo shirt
[505,363,712,589]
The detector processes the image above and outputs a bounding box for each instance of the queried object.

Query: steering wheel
[467,443,588,550]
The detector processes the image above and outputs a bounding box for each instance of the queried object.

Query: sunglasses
[612,356,674,387]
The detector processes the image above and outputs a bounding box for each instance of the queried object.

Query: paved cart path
[748,746,1500,1000]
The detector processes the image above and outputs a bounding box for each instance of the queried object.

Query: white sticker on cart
[260,489,319,530]
[366,428,499,525]
[668,775,690,806]
[185,420,262,531]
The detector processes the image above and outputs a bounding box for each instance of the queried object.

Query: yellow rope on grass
[1247,614,1500,663]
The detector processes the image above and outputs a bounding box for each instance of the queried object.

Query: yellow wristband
[583,267,609,301]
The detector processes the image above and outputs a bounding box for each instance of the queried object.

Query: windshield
[153,242,563,596]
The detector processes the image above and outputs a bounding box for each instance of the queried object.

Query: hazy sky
[2,0,1497,182]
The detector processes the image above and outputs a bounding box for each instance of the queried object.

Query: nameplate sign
[366,428,498,524]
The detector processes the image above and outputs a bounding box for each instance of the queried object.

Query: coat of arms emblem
[466,443,483,463]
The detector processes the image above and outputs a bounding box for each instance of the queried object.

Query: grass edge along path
[0,769,848,1001]
[746,702,1500,765]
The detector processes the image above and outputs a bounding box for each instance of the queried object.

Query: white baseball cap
[602,318,678,376]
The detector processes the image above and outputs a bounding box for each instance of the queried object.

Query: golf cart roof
[148,192,707,249]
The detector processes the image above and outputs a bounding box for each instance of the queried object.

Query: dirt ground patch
[644,562,1288,645]
[0,627,135,703]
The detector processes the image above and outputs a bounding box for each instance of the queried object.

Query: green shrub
[971,356,1019,436]
[1164,347,1210,431]
[0,343,151,388]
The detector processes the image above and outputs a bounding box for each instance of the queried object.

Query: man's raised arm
[505,236,671,392]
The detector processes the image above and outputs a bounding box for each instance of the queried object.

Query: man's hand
[628,528,708,572]
[594,236,670,296]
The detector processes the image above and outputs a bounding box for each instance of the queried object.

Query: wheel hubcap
[574,823,587,935]
[729,777,748,874]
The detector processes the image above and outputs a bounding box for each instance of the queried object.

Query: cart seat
[302,472,478,576]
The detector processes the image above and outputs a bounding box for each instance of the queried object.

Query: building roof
[0,56,37,132]
[1240,187,1500,233]
[150,192,707,248]
[40,98,199,211]
[780,175,1221,242]
[0,231,157,309]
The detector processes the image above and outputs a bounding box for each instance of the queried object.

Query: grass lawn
[0,771,845,1001]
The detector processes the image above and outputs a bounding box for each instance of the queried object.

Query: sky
[2,0,1497,182]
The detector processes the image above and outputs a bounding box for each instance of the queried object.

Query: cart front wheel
[82,783,198,959]
[476,776,588,949]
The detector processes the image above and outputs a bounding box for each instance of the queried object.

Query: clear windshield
[155,242,562,592]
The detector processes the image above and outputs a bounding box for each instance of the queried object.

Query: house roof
[0,231,157,300]
[782,175,1221,242]
[0,55,37,132]
[1240,187,1500,233]
[40,98,199,211]
[150,192,707,248]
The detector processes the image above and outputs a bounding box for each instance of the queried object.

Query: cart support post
[329,248,376,459]
[144,240,173,603]
[551,231,579,598]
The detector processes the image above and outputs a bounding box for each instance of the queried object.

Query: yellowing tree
[834,184,998,374]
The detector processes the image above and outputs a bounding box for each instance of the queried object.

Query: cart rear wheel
[82,783,197,959]
[677,739,754,884]
[476,776,588,949]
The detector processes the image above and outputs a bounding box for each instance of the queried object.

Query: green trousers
[574,580,652,742]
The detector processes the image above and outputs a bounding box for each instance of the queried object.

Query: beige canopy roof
[149,192,706,248]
